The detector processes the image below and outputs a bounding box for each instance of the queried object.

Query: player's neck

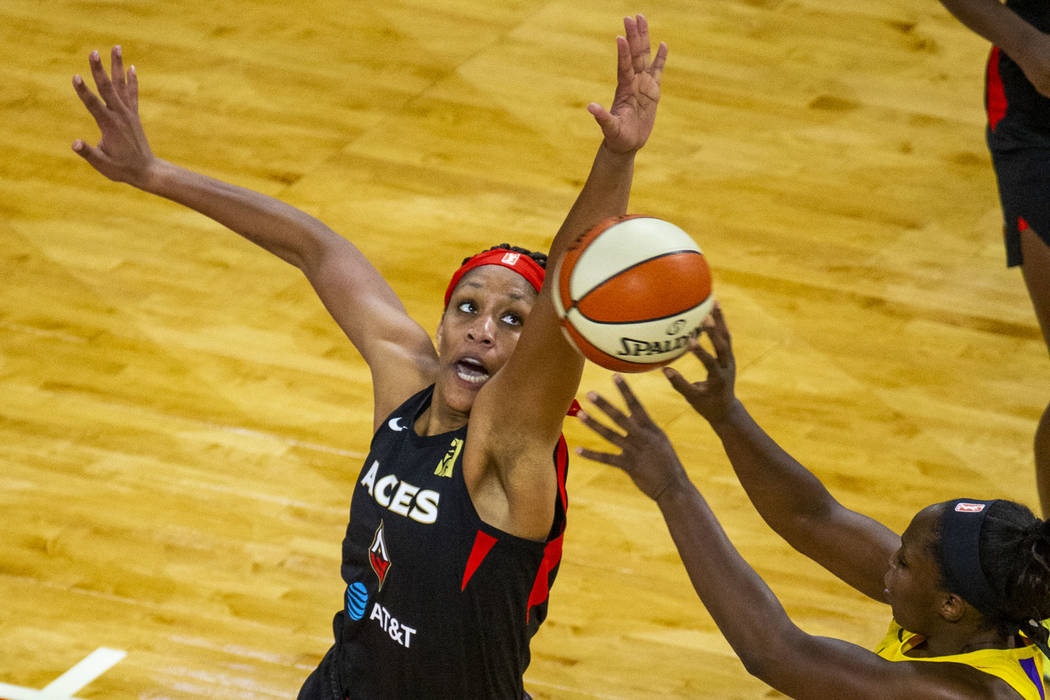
[415,401,469,437]
[912,626,1009,657]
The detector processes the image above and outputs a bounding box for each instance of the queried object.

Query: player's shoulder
[370,347,439,432]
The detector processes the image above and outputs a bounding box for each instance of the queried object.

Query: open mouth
[455,357,490,386]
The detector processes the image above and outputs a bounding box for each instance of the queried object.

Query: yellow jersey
[874,620,1045,700]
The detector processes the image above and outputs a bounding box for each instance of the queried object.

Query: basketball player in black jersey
[71,14,667,699]
[934,0,1050,516]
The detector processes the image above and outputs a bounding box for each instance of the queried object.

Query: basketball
[552,215,714,373]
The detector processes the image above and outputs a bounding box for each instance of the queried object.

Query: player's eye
[501,312,522,326]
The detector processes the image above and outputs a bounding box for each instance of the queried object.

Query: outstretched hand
[662,304,738,425]
[576,375,687,502]
[588,14,668,154]
[72,46,156,186]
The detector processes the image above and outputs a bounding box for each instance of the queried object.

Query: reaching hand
[72,46,156,187]
[588,14,668,155]
[662,304,738,425]
[576,375,688,502]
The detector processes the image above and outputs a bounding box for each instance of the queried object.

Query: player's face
[883,505,946,634]
[436,265,537,414]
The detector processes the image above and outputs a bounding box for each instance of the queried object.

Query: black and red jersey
[985,1,1050,144]
[984,1,1050,264]
[331,385,569,699]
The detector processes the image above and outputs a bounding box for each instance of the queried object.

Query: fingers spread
[73,73,111,124]
[89,50,122,110]
[587,102,610,122]
[615,35,633,82]
[650,42,668,82]
[585,390,633,431]
[574,446,623,468]
[612,375,650,422]
[662,365,696,397]
[689,336,720,373]
[590,105,622,143]
[576,409,626,448]
[127,64,139,112]
[71,139,108,172]
[707,305,733,367]
[110,45,127,95]
[623,14,651,74]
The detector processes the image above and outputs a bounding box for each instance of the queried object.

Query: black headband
[938,498,1002,617]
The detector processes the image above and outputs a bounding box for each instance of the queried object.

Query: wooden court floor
[1,0,1046,697]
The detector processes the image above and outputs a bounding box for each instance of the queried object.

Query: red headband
[443,249,546,308]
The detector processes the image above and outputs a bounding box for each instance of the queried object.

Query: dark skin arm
[936,0,1050,97]
[659,305,900,600]
[576,374,1023,699]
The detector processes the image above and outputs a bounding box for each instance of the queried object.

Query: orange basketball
[552,215,714,372]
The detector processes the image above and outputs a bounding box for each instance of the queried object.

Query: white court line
[42,648,125,696]
[0,647,125,700]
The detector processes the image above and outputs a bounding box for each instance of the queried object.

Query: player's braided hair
[463,244,547,270]
[934,500,1050,652]
[979,501,1050,649]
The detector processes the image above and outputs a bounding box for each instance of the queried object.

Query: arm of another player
[72,47,436,425]
[937,0,1050,97]
[660,306,900,601]
[576,379,1000,700]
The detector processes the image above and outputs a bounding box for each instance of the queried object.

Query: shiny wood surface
[1,0,1045,697]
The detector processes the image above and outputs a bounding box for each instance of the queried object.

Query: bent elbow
[737,648,774,682]
[733,627,812,690]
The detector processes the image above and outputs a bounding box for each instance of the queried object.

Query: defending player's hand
[575,375,688,502]
[587,14,668,155]
[72,46,156,187]
[663,304,738,426]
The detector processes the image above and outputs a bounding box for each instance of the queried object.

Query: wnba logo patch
[955,502,986,513]
[369,520,392,589]
[345,582,369,620]
[434,437,463,478]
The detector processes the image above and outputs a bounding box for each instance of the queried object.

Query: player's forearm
[547,143,635,268]
[708,400,838,540]
[656,479,805,677]
[141,159,338,270]
[937,0,1041,56]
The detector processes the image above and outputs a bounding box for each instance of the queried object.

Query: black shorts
[297,644,343,700]
[985,45,1050,266]
[988,142,1050,266]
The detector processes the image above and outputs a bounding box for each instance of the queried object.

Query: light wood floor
[2,0,1046,697]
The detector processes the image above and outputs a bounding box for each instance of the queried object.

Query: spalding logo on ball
[553,215,714,373]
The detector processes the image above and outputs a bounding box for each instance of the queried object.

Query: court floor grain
[1,0,1044,697]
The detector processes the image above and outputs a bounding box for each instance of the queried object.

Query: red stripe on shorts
[986,46,1008,131]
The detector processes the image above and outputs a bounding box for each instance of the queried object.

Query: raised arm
[937,0,1050,96]
[467,15,668,537]
[576,378,1004,700]
[479,15,668,435]
[72,47,436,427]
[659,306,900,600]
